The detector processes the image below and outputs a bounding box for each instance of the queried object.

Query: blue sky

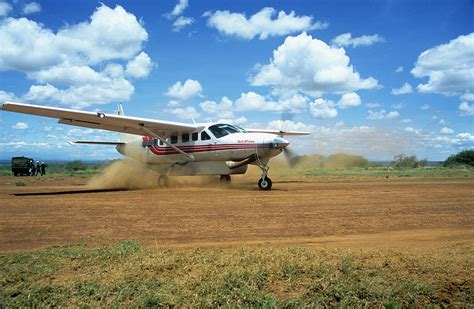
[0,0,473,161]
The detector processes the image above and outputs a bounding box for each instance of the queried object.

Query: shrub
[444,149,474,167]
[65,160,87,171]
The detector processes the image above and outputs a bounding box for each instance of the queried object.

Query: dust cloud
[88,158,233,189]
[88,158,158,190]
[88,152,374,190]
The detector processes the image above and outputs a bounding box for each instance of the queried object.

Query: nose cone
[272,136,289,149]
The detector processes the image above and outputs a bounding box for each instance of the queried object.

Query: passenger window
[192,132,198,141]
[159,140,164,146]
[182,133,189,143]
[171,134,178,144]
[201,131,211,141]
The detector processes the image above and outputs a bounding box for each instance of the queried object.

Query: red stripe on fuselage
[148,144,268,156]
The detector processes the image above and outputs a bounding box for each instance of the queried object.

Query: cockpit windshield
[208,124,245,138]
[234,125,247,133]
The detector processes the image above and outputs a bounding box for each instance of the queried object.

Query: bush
[65,160,88,171]
[444,149,474,167]
[391,154,427,168]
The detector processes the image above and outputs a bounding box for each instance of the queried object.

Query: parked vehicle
[12,156,34,176]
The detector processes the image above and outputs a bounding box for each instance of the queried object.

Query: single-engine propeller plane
[1,101,310,190]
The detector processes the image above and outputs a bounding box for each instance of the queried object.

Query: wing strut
[140,125,195,161]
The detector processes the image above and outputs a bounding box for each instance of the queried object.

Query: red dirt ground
[0,175,472,252]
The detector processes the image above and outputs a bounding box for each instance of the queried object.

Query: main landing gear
[220,175,231,183]
[257,161,272,190]
[158,174,169,188]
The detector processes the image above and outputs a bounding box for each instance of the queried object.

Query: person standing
[30,160,36,176]
[36,161,40,176]
[40,162,46,176]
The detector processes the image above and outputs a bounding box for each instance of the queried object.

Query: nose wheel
[256,160,272,190]
[258,177,272,190]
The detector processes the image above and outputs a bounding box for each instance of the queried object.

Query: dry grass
[1,240,472,307]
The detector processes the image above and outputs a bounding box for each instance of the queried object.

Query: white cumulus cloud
[234,92,308,113]
[331,33,384,48]
[0,90,18,101]
[404,127,421,135]
[411,33,474,95]
[217,116,248,126]
[0,4,150,108]
[125,52,152,79]
[420,104,431,110]
[165,79,203,101]
[395,66,404,73]
[200,96,234,118]
[165,106,200,120]
[234,91,277,111]
[23,2,41,15]
[173,16,194,32]
[367,109,399,120]
[168,0,188,18]
[205,7,327,40]
[459,101,474,116]
[440,127,454,134]
[309,98,337,119]
[391,82,413,95]
[460,92,474,101]
[0,5,148,72]
[337,92,361,109]
[12,122,29,129]
[267,120,314,132]
[251,32,378,96]
[0,2,12,17]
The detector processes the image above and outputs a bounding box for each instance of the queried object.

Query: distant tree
[391,154,425,168]
[444,149,474,167]
[417,159,428,167]
[65,160,87,171]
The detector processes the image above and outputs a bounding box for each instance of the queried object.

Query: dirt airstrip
[1,173,473,253]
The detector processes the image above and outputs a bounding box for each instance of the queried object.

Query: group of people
[30,160,46,176]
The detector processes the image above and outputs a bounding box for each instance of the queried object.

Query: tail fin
[117,103,136,142]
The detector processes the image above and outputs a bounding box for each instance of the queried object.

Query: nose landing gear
[256,161,272,190]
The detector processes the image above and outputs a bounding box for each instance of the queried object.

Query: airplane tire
[220,175,231,183]
[258,177,272,190]
[158,174,169,188]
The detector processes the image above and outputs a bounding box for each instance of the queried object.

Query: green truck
[12,156,34,176]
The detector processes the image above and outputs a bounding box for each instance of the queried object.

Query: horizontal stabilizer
[69,141,125,145]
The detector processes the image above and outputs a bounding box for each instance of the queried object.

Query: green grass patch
[291,166,474,182]
[1,241,472,307]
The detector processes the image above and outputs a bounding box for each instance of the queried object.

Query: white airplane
[1,101,310,190]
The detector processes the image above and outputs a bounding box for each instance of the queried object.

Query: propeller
[282,146,301,169]
[270,137,301,169]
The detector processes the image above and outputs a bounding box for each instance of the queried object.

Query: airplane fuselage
[117,128,287,169]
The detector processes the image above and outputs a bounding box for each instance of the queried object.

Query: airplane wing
[69,141,126,145]
[245,128,311,136]
[0,101,203,137]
